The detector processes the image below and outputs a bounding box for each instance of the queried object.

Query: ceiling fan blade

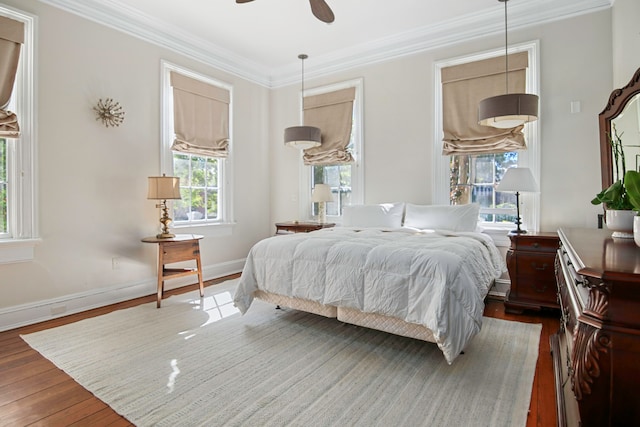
[236,0,254,3]
[309,0,335,23]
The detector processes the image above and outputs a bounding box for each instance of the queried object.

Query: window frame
[433,41,540,233]
[160,60,234,236]
[0,6,39,264]
[299,78,364,221]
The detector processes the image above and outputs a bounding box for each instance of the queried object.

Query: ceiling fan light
[478,93,539,128]
[284,125,322,149]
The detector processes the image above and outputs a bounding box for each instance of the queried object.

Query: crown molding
[38,0,612,88]
[37,0,272,86]
[269,0,613,87]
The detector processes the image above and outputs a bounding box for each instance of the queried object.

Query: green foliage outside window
[172,153,219,221]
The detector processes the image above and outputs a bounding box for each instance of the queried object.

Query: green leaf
[625,170,640,211]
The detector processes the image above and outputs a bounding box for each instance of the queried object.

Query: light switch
[570,101,581,114]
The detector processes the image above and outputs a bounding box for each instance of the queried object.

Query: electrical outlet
[112,256,121,270]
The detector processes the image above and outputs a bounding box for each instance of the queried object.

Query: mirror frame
[599,67,640,190]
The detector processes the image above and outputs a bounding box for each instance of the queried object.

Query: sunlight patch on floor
[166,359,180,393]
[189,289,240,328]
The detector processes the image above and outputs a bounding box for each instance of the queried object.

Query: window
[0,7,37,264]
[161,61,233,234]
[450,152,517,225]
[303,78,364,220]
[173,154,220,222]
[433,42,540,232]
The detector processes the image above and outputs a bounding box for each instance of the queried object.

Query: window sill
[172,221,236,238]
[0,238,42,264]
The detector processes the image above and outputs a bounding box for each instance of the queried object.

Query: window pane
[312,164,352,217]
[207,189,218,219]
[191,156,206,186]
[174,153,190,186]
[206,157,218,187]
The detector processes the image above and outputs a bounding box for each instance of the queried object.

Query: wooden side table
[505,231,560,314]
[275,221,335,235]
[141,234,204,308]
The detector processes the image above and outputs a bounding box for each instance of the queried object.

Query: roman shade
[303,87,356,166]
[442,52,528,156]
[0,15,24,138]
[170,71,230,158]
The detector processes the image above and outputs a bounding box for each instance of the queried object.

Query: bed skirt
[254,291,437,344]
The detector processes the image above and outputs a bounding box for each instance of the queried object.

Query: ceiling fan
[235,0,335,24]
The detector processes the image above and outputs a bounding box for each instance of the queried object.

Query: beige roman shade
[170,71,230,158]
[442,52,528,156]
[0,16,24,138]
[303,87,356,165]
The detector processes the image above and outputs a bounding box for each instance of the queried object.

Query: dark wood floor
[0,276,559,427]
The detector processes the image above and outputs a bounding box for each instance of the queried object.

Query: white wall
[0,0,271,325]
[612,0,640,87]
[271,10,613,232]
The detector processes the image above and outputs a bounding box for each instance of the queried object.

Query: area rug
[21,279,541,427]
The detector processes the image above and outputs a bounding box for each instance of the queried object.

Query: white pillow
[403,203,480,232]
[342,202,405,228]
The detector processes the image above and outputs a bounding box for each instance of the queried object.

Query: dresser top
[559,227,640,279]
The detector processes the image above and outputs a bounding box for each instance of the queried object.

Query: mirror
[599,67,640,190]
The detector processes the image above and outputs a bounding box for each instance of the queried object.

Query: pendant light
[478,0,538,129]
[284,54,322,149]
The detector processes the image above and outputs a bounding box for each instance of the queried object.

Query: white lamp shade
[496,167,538,193]
[147,176,181,200]
[311,184,334,203]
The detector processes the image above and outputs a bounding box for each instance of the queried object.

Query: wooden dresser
[552,227,640,427]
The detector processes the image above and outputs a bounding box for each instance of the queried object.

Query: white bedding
[234,227,505,363]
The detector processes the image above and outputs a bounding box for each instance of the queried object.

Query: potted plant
[591,125,635,237]
[624,170,640,245]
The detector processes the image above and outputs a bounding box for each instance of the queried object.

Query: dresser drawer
[512,278,558,305]
[515,253,556,280]
[513,236,558,253]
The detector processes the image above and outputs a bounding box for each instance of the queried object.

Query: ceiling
[40,0,612,87]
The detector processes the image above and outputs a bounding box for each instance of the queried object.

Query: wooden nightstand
[141,234,204,308]
[275,221,335,235]
[505,231,560,314]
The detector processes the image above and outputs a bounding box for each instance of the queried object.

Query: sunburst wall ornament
[93,98,125,128]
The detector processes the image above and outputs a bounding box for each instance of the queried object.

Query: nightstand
[275,221,335,235]
[141,234,204,308]
[504,231,560,314]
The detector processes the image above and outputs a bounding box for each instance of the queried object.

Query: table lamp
[496,167,538,234]
[148,174,181,238]
[311,184,334,224]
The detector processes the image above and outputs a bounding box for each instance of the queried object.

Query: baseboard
[488,278,510,300]
[0,259,245,332]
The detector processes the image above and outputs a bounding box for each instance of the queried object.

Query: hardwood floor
[0,277,559,427]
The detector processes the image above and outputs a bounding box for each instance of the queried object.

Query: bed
[233,202,505,364]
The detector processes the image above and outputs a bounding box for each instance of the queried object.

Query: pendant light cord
[503,0,509,95]
[299,53,308,118]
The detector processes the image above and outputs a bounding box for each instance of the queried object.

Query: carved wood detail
[571,322,611,401]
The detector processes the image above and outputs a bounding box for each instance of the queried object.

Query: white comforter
[234,227,505,363]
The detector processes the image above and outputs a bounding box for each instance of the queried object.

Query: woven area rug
[22,279,541,427]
